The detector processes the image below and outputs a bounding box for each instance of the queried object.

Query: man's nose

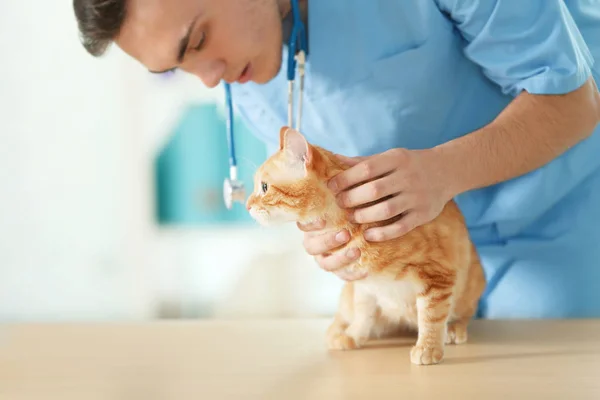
[193,60,226,88]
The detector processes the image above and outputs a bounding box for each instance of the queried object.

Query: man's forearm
[434,77,600,198]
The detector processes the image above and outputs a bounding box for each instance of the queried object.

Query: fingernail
[316,218,326,228]
[335,230,349,243]
[346,248,360,259]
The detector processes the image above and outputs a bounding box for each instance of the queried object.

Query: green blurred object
[154,102,267,225]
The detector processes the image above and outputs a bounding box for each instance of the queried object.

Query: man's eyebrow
[148,16,199,74]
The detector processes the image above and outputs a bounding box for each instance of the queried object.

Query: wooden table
[1,319,599,399]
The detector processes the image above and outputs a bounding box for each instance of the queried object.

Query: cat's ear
[280,127,312,167]
[279,126,289,151]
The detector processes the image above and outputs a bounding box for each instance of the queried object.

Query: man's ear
[280,126,312,166]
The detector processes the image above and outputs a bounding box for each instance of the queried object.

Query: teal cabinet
[155,102,267,225]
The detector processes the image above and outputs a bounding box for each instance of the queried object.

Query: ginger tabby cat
[246,127,486,365]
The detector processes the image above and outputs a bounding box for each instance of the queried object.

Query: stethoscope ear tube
[224,82,237,170]
[222,82,245,210]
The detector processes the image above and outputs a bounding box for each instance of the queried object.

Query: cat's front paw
[410,344,444,365]
[327,333,360,350]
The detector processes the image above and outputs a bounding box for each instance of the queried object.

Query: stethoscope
[222,0,308,209]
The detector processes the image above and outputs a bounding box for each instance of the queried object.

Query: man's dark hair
[73,0,127,57]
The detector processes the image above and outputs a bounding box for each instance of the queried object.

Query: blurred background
[0,1,343,322]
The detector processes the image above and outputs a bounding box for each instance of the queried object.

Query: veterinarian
[73,0,600,319]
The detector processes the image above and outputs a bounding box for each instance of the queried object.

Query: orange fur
[246,127,486,365]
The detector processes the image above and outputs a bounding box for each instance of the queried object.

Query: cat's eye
[261,182,268,193]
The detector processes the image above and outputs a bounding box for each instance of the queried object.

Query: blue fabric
[230,0,600,318]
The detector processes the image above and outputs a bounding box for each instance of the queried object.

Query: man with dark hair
[73,0,286,85]
[73,0,127,57]
[73,0,600,319]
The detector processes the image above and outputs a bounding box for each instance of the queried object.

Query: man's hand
[297,148,453,279]
[329,149,452,241]
[297,219,366,281]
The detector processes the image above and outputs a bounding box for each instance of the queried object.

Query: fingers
[364,211,421,242]
[295,207,367,281]
[296,219,326,232]
[303,229,351,256]
[333,154,367,167]
[328,149,403,193]
[337,173,401,209]
[334,268,368,281]
[352,194,412,224]
[315,247,361,272]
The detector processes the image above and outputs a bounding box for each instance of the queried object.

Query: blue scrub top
[230,0,600,319]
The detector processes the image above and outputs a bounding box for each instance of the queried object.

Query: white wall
[1,0,150,320]
[0,1,343,321]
